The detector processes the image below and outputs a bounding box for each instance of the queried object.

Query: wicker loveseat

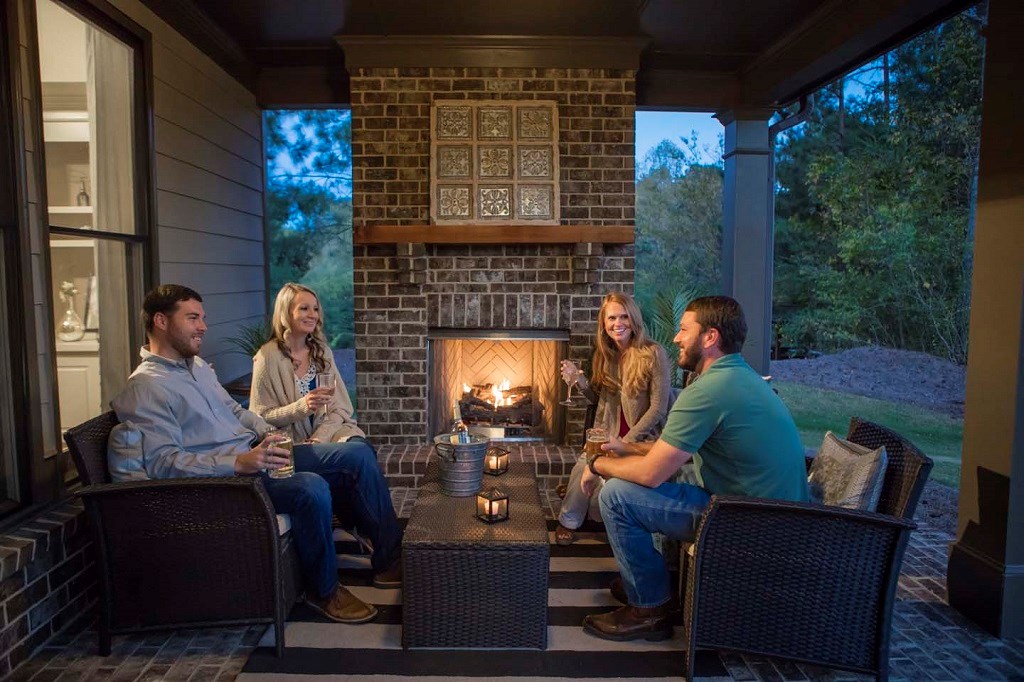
[64,411,301,657]
[681,417,933,681]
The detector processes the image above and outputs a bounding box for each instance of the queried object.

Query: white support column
[947,0,1024,639]
[717,110,773,373]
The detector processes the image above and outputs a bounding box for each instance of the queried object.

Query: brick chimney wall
[350,67,637,225]
[349,67,638,445]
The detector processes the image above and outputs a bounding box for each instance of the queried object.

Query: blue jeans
[598,478,711,608]
[260,440,401,599]
[559,457,601,528]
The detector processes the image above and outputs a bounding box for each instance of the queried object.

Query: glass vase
[58,303,85,342]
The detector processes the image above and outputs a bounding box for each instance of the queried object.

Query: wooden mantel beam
[353,224,634,245]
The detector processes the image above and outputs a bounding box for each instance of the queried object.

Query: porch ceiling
[143,0,973,108]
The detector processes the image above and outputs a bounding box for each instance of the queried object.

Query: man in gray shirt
[111,284,403,624]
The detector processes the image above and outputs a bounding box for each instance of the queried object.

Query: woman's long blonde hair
[590,292,658,398]
[271,283,330,373]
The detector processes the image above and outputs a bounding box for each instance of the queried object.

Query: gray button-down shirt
[111,347,272,479]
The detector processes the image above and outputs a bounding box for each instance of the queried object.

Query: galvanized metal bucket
[433,432,489,497]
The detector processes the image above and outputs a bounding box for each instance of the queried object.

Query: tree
[635,135,723,312]
[264,110,355,348]
[772,8,984,363]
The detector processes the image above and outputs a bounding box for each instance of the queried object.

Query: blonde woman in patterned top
[250,283,366,445]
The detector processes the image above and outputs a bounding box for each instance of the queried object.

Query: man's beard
[169,328,199,359]
[678,337,703,373]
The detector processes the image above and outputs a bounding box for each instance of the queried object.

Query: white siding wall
[107,0,265,382]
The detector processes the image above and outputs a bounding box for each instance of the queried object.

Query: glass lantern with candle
[476,487,510,523]
[484,446,510,475]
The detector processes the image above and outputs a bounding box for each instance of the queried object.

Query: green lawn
[774,380,963,488]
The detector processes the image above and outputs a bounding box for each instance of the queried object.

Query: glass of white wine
[560,359,584,406]
[316,372,335,422]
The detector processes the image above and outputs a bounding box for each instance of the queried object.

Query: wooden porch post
[716,110,774,373]
[947,0,1024,639]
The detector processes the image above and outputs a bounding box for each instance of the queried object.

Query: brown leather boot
[609,575,681,612]
[610,575,629,604]
[582,603,674,641]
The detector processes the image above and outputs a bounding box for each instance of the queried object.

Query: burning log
[464,384,532,406]
[459,382,540,426]
[462,403,534,424]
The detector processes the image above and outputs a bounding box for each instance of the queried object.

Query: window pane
[37,0,145,446]
[50,235,133,433]
[38,0,136,235]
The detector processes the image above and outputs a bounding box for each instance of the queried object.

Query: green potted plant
[224,318,273,359]
[219,318,273,403]
[640,284,700,388]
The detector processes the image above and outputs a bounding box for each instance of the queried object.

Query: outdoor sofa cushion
[807,431,888,511]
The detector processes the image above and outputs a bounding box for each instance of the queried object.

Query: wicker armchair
[64,411,301,657]
[682,417,933,681]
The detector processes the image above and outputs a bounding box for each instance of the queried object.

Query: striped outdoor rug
[240,521,727,680]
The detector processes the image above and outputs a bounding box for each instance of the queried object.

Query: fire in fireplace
[459,379,535,438]
[428,329,569,442]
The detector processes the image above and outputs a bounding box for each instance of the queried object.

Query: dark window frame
[0,0,35,519]
[0,0,155,526]
[39,0,156,482]
[43,0,157,322]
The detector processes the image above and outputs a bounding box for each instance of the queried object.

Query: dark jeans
[260,440,401,598]
[598,478,711,607]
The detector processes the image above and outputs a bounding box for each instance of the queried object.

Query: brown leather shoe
[373,560,402,589]
[306,586,377,624]
[582,604,674,642]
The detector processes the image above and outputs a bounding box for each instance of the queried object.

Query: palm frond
[223,318,273,358]
[641,284,700,387]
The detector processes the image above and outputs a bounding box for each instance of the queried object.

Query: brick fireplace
[350,67,637,446]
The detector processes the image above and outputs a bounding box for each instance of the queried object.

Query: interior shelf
[48,206,93,214]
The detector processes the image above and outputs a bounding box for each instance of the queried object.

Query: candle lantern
[476,487,510,524]
[484,446,510,476]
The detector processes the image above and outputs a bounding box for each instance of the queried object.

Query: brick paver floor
[11,487,1024,681]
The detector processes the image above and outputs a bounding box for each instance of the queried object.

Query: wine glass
[560,359,584,406]
[316,372,335,421]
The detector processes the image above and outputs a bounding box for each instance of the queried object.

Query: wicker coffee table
[401,461,549,649]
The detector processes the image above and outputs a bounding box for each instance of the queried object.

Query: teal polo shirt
[661,353,809,502]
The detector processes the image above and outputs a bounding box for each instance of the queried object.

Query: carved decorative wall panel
[431,100,560,224]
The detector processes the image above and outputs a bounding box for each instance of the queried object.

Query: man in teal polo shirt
[579,295,808,642]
